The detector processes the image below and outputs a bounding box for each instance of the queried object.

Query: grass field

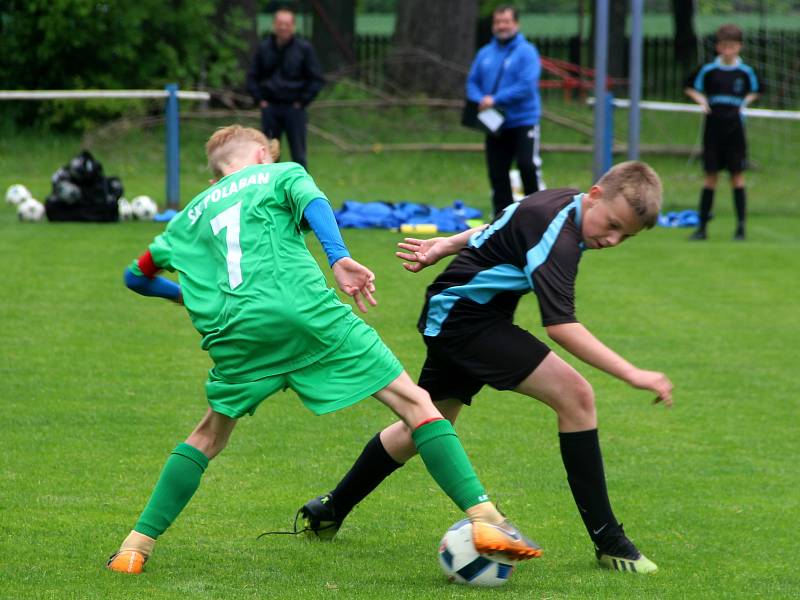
[1,104,799,598]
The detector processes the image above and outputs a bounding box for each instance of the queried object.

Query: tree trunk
[672,0,698,76]
[608,0,627,82]
[389,0,479,98]
[311,0,356,73]
[590,0,627,86]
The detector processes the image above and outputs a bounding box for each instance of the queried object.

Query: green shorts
[205,319,403,418]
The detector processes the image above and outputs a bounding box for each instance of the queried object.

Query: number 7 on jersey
[210,201,243,289]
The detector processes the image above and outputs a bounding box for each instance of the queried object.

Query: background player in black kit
[684,24,761,241]
[297,161,674,574]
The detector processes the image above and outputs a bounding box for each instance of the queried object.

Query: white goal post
[606,98,800,121]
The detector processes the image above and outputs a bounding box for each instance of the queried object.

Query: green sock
[134,443,209,539]
[411,419,488,511]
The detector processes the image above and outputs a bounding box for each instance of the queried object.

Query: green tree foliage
[358,0,800,17]
[697,0,800,14]
[360,0,589,14]
[0,0,247,129]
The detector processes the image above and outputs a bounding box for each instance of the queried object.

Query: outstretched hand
[332,257,377,313]
[395,237,450,273]
[628,369,674,408]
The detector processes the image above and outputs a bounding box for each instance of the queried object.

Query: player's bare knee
[575,377,596,417]
[561,376,596,422]
[403,386,433,411]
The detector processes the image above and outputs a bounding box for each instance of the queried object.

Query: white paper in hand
[477,108,505,134]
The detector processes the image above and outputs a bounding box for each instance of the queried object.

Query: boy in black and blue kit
[684,23,761,241]
[298,161,674,575]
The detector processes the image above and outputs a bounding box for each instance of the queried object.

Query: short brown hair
[493,5,519,21]
[716,23,743,43]
[596,161,662,229]
[205,125,279,178]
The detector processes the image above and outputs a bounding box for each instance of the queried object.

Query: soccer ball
[6,184,32,206]
[118,197,133,221]
[107,176,124,201]
[438,519,515,587]
[54,179,82,204]
[131,195,158,220]
[17,198,45,222]
[51,166,70,185]
[68,152,102,183]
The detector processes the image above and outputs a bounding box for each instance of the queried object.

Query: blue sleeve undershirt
[124,269,181,300]
[304,197,350,267]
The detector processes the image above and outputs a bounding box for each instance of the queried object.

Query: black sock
[733,187,746,232]
[559,429,619,546]
[698,187,714,230]
[329,433,403,518]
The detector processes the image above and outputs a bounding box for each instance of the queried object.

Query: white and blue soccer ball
[131,195,158,221]
[438,519,515,587]
[118,197,133,221]
[6,184,32,206]
[17,198,45,222]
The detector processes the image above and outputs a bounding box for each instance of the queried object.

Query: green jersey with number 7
[146,162,357,381]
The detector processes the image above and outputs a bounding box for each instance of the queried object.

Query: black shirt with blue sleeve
[685,57,762,120]
[418,188,584,338]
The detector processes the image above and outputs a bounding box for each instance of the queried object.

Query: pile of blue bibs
[657,209,699,228]
[334,200,482,232]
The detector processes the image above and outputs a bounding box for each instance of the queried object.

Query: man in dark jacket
[246,9,324,169]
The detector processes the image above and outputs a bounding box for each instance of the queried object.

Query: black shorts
[418,322,551,405]
[703,116,747,173]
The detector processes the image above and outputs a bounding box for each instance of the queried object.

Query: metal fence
[353,31,800,108]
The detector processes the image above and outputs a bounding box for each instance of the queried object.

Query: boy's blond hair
[596,161,662,229]
[205,125,280,178]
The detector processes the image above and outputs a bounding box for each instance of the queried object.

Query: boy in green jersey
[107,125,541,574]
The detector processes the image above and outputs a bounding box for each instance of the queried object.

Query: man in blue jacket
[467,5,544,216]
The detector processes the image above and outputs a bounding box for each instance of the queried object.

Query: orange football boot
[106,549,147,574]
[106,530,154,574]
[471,519,543,561]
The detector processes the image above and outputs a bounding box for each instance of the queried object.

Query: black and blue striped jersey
[419,188,584,337]
[685,57,762,119]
